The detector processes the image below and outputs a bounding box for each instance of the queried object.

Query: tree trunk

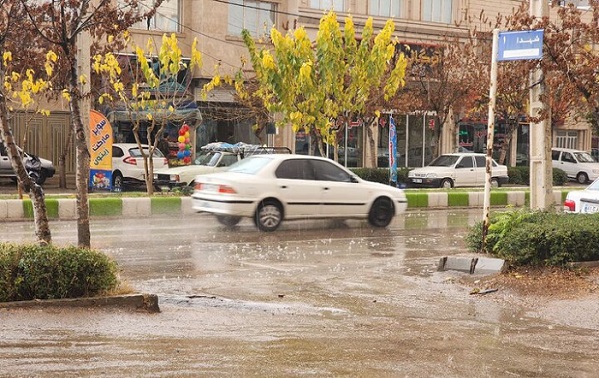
[0,101,52,245]
[67,63,91,248]
[59,126,74,189]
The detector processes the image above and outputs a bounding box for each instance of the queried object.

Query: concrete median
[0,189,571,221]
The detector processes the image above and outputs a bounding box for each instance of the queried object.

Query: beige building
[9,0,595,179]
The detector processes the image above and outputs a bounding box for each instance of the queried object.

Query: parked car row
[153,142,291,191]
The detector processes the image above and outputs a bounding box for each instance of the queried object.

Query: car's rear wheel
[255,200,283,232]
[216,215,242,227]
[577,172,588,184]
[440,178,453,189]
[112,172,123,191]
[368,197,394,228]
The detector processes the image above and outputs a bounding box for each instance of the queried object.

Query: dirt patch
[461,266,599,299]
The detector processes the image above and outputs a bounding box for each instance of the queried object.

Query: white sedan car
[191,154,408,231]
[564,178,599,213]
[408,153,509,189]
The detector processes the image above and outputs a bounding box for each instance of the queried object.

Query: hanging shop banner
[389,115,397,185]
[89,110,113,191]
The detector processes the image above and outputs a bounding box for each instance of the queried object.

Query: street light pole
[529,0,552,210]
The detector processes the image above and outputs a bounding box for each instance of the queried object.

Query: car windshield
[428,155,460,167]
[227,156,272,174]
[194,152,221,167]
[573,151,595,163]
[587,179,599,190]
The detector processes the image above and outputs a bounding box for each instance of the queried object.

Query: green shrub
[465,210,599,266]
[0,243,119,302]
[507,166,568,186]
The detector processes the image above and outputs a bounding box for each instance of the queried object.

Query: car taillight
[123,156,137,165]
[162,158,168,165]
[564,199,576,212]
[193,182,236,194]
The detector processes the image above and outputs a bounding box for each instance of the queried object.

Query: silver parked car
[407,153,509,189]
[0,141,55,185]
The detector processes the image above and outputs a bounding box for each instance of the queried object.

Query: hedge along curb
[0,189,574,221]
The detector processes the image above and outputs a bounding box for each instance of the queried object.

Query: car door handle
[323,187,330,190]
[280,185,287,189]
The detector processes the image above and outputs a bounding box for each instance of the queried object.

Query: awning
[103,100,202,127]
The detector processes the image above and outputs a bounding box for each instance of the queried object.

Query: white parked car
[564,177,599,213]
[112,143,168,190]
[551,148,599,184]
[191,154,408,231]
[153,142,290,190]
[407,153,509,189]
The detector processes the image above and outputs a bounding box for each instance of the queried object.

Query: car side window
[0,143,6,156]
[219,154,238,167]
[474,156,485,168]
[562,152,576,163]
[275,159,316,180]
[551,150,561,161]
[112,146,124,158]
[457,156,474,168]
[311,160,353,182]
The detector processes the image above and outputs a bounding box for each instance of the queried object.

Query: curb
[0,189,572,221]
[0,294,160,313]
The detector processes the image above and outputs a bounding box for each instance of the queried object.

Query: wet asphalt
[1,209,598,377]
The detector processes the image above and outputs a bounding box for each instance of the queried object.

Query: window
[369,0,401,18]
[421,0,452,23]
[126,0,180,32]
[556,131,578,149]
[311,160,353,182]
[275,160,316,180]
[229,1,276,38]
[309,0,344,11]
[457,156,474,168]
[474,156,485,168]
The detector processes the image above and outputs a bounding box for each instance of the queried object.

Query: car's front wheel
[577,172,588,184]
[255,200,283,232]
[490,178,500,188]
[440,178,453,189]
[216,215,242,227]
[368,197,394,228]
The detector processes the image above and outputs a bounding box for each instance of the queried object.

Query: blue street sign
[497,30,544,61]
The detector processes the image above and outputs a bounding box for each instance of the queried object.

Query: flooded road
[1,209,598,377]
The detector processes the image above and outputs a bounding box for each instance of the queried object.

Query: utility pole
[529,0,552,210]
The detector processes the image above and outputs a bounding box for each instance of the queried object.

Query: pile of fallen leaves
[462,266,599,299]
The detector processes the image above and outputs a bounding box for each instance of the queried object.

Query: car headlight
[425,173,438,178]
[153,174,158,180]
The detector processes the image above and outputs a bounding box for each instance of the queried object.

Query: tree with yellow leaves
[239,11,407,160]
[94,33,203,195]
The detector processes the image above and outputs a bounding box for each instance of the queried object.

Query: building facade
[9,0,594,179]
